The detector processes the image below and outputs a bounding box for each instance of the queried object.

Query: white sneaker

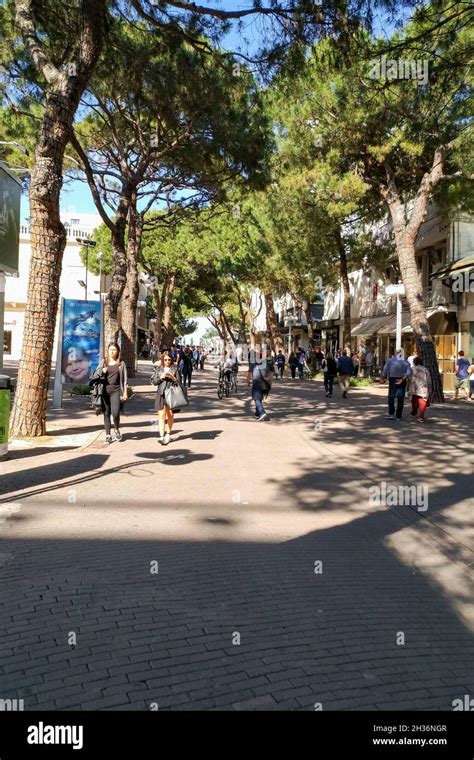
[258,413,269,421]
[386,414,395,420]
[157,436,165,445]
[164,432,171,445]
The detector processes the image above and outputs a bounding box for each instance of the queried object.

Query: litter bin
[0,375,12,459]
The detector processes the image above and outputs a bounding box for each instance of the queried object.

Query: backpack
[259,368,272,398]
[150,367,161,385]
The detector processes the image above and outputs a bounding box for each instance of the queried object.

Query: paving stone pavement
[0,365,473,711]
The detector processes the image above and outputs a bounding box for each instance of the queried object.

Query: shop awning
[430,255,474,280]
[377,312,412,335]
[351,315,393,336]
[377,308,446,335]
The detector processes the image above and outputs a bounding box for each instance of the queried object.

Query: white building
[4,212,102,361]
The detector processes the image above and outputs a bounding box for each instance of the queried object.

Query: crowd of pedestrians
[89,338,473,442]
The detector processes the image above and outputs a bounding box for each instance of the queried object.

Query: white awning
[351,316,393,336]
[377,308,441,335]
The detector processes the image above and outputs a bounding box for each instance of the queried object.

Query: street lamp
[76,237,96,301]
[385,281,406,354]
[96,252,104,298]
[285,314,297,354]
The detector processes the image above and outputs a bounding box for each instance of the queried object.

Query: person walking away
[410,357,432,422]
[276,350,286,378]
[288,351,298,380]
[247,355,271,421]
[296,346,306,380]
[322,351,337,397]
[454,350,471,400]
[267,351,275,379]
[337,349,354,398]
[154,351,178,445]
[381,349,412,420]
[352,350,360,377]
[92,342,128,443]
[314,347,324,374]
[199,347,206,371]
[364,348,374,378]
[177,345,192,388]
[468,361,474,401]
[192,347,200,372]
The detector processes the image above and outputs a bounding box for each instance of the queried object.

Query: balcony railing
[359,295,397,318]
[20,225,95,240]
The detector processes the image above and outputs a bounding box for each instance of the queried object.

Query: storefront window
[3,331,12,355]
[434,334,456,376]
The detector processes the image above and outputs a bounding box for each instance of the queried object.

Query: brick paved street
[0,365,473,710]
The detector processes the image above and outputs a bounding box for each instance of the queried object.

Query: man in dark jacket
[337,349,354,398]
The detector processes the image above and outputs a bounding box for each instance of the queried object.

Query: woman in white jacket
[410,356,432,422]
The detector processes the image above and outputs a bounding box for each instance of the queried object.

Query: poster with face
[61,300,101,385]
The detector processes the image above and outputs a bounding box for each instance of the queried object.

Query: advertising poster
[61,299,101,385]
[0,164,21,274]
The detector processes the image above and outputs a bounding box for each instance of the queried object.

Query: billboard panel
[61,299,101,385]
[0,164,21,274]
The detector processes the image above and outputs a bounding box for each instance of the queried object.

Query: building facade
[320,208,474,391]
[4,211,152,367]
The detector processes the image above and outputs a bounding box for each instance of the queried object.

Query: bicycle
[217,368,232,398]
[230,367,238,394]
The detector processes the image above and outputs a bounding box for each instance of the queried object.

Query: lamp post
[76,237,96,301]
[385,282,406,354]
[96,252,104,358]
[286,314,297,354]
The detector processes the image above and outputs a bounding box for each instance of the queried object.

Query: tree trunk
[121,207,143,378]
[10,0,107,438]
[218,307,237,347]
[304,302,315,345]
[264,292,284,352]
[379,157,446,401]
[154,279,167,348]
[394,230,444,401]
[104,191,131,349]
[162,272,176,347]
[335,228,352,350]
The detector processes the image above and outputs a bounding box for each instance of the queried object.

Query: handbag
[164,381,189,410]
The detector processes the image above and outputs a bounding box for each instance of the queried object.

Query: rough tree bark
[121,202,143,377]
[264,292,284,353]
[335,228,352,350]
[10,0,107,437]
[104,190,132,348]
[153,278,168,348]
[161,272,176,348]
[380,155,449,402]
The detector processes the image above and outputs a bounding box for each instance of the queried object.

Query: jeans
[297,364,304,380]
[388,378,407,418]
[324,373,335,395]
[252,390,265,417]
[290,365,296,379]
[182,369,192,387]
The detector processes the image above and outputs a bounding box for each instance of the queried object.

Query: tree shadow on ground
[0,500,472,711]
